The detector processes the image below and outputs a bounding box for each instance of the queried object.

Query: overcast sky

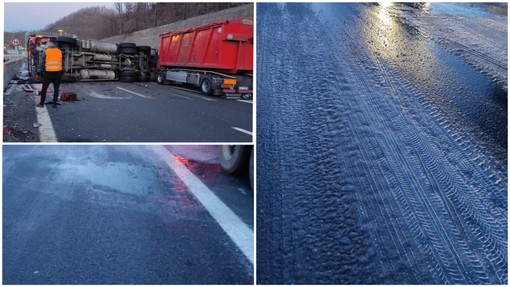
[4,2,115,32]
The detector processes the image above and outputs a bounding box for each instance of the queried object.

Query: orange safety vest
[45,47,62,72]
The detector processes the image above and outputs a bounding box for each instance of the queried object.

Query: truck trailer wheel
[200,77,213,95]
[219,145,251,174]
[157,72,167,85]
[136,46,151,53]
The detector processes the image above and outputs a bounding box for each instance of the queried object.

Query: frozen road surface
[257,3,507,284]
[3,145,253,284]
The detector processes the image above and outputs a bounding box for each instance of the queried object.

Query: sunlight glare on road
[377,2,393,26]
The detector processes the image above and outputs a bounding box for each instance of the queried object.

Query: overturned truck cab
[26,33,156,82]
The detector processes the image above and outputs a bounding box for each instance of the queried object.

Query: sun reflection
[377,3,393,26]
[378,2,393,8]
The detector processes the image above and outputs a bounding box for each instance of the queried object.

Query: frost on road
[257,3,507,284]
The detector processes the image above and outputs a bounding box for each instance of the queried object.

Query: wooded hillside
[43,3,248,39]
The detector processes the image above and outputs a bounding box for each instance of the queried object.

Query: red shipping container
[159,18,253,74]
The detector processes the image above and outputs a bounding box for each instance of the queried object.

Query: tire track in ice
[371,51,508,284]
[256,3,291,283]
[280,4,429,284]
[340,38,466,284]
[338,15,506,283]
[320,5,506,283]
[258,3,379,284]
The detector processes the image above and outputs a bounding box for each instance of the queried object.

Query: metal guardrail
[3,57,26,91]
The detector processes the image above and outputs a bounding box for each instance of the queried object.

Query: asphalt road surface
[257,3,507,284]
[3,145,253,284]
[3,81,252,142]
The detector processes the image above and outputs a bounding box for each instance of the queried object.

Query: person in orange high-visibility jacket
[36,38,62,108]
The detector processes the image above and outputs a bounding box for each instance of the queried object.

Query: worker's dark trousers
[39,71,62,105]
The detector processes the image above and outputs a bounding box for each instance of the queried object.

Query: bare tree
[114,2,123,34]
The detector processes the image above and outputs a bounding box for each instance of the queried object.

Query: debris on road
[60,92,78,101]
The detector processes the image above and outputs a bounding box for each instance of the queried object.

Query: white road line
[116,86,151,99]
[232,127,253,136]
[169,86,217,101]
[236,99,253,104]
[33,97,57,142]
[149,146,254,265]
[169,93,194,101]
[197,96,217,102]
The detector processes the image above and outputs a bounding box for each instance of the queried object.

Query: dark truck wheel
[157,71,167,85]
[200,76,213,95]
[118,70,137,82]
[136,46,151,53]
[118,43,136,49]
[118,43,137,55]
[219,145,251,174]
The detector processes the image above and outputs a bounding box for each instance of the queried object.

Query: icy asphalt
[257,3,507,284]
[3,145,253,284]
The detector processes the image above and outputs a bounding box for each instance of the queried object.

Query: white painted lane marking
[197,96,216,102]
[236,99,253,104]
[232,127,253,136]
[168,86,216,101]
[116,86,151,99]
[33,97,57,142]
[149,146,254,265]
[169,93,194,101]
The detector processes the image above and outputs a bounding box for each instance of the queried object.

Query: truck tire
[118,43,136,49]
[157,71,167,85]
[119,47,136,55]
[118,43,137,55]
[118,70,137,82]
[119,76,136,83]
[119,70,137,77]
[219,145,251,174]
[136,46,151,53]
[57,36,78,46]
[200,76,213,95]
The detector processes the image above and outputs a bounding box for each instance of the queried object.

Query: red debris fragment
[61,92,78,101]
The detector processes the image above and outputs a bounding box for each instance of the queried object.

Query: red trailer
[156,18,253,99]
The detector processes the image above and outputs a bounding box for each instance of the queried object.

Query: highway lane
[3,81,252,142]
[3,145,253,284]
